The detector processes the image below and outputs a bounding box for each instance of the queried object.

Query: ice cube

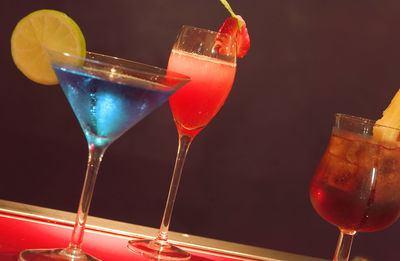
[327,154,360,192]
[345,142,362,164]
[328,135,350,157]
[376,148,400,175]
[375,172,400,202]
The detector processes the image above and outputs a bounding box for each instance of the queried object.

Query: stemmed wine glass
[310,113,400,261]
[19,49,190,261]
[128,25,237,260]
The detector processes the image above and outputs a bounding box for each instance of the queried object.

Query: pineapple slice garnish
[374,89,400,142]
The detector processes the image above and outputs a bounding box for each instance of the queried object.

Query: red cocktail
[128,25,238,260]
[168,49,236,136]
[310,113,400,261]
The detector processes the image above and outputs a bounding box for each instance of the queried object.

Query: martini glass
[310,113,400,261]
[128,25,237,260]
[19,49,190,261]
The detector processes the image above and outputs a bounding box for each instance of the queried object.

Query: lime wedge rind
[11,9,86,86]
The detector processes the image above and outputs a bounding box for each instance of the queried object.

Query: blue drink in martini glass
[18,50,190,261]
[52,56,179,146]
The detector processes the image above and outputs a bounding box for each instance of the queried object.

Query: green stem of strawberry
[218,0,242,31]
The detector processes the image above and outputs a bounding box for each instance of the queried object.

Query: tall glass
[19,50,190,261]
[310,113,400,261]
[128,25,237,260]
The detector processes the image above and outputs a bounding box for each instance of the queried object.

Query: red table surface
[0,213,256,261]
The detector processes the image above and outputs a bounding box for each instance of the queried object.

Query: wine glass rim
[45,47,191,84]
[336,113,400,131]
[179,25,234,39]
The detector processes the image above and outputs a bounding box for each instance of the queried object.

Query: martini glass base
[128,239,190,260]
[19,248,99,261]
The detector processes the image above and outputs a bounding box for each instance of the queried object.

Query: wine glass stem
[157,134,193,242]
[66,144,107,254]
[333,230,355,261]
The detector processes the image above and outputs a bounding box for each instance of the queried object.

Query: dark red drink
[310,129,400,232]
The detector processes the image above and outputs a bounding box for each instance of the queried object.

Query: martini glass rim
[45,47,191,91]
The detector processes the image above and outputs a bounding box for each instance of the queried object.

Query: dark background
[2,0,400,260]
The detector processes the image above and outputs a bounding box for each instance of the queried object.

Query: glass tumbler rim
[335,113,400,132]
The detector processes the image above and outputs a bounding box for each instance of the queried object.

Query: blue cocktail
[53,63,177,147]
[19,50,190,261]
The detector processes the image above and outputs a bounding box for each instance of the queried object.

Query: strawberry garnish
[216,15,250,58]
[215,0,250,58]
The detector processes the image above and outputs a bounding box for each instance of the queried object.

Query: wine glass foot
[128,239,191,260]
[19,248,100,261]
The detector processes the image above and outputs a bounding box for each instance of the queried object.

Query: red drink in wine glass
[310,113,400,261]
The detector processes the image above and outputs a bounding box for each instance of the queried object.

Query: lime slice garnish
[11,9,86,85]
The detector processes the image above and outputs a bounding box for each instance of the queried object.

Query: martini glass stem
[333,230,355,261]
[65,143,107,256]
[156,134,193,242]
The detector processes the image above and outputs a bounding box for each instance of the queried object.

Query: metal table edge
[0,199,326,261]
